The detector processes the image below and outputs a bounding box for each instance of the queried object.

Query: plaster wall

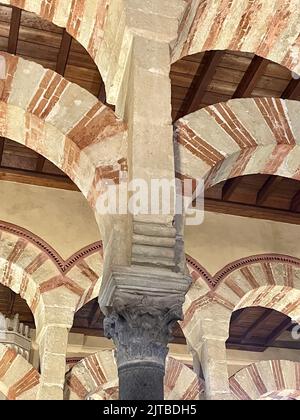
[0,181,100,258]
[185,212,300,274]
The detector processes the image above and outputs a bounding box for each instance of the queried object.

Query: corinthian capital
[99,265,191,368]
[104,293,183,368]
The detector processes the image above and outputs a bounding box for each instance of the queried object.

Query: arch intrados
[0,221,104,313]
[174,97,300,207]
[0,126,93,201]
[230,359,300,400]
[0,52,126,211]
[172,1,300,75]
[0,257,39,320]
[234,285,300,322]
[0,343,40,400]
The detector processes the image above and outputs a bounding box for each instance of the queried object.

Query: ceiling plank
[176,50,223,120]
[281,78,300,100]
[226,342,266,352]
[222,177,242,201]
[98,81,106,103]
[7,290,16,316]
[241,310,273,344]
[88,300,101,327]
[0,166,78,191]
[232,55,268,98]
[56,29,72,76]
[230,309,246,324]
[205,197,300,225]
[8,7,21,54]
[266,318,292,346]
[35,155,45,172]
[0,137,5,166]
[256,176,283,206]
[290,190,300,212]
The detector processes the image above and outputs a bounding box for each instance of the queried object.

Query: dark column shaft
[119,362,164,400]
[102,287,188,401]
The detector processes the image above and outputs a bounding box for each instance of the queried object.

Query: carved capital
[104,294,183,368]
[100,265,191,369]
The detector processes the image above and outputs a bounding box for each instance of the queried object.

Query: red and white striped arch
[1,0,110,78]
[66,350,204,400]
[173,0,300,75]
[183,254,300,335]
[175,98,300,194]
[0,344,40,400]
[0,52,127,208]
[229,360,300,400]
[0,221,104,328]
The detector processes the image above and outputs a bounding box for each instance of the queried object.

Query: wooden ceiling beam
[230,309,246,324]
[88,300,101,328]
[290,190,300,212]
[281,78,300,100]
[0,137,5,166]
[98,81,106,103]
[7,290,16,316]
[256,176,283,206]
[222,177,242,201]
[241,310,273,344]
[205,197,300,225]
[35,155,46,172]
[176,50,223,120]
[266,318,292,346]
[56,29,72,76]
[232,55,268,98]
[8,7,22,54]
[0,166,78,191]
[226,342,266,352]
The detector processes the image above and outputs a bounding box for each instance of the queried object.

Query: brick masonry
[0,221,104,322]
[175,98,300,198]
[172,0,300,75]
[184,253,300,330]
[0,52,127,208]
[2,0,110,70]
[229,360,300,400]
[0,344,40,400]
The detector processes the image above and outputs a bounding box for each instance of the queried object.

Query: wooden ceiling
[0,3,103,192]
[170,49,300,225]
[205,174,300,225]
[227,307,295,352]
[170,50,300,121]
[0,4,104,97]
[0,4,298,226]
[0,4,299,226]
[1,282,297,352]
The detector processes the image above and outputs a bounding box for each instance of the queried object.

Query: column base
[119,361,164,400]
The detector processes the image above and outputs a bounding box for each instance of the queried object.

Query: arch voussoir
[0,52,127,209]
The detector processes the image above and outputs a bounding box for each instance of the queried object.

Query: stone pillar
[100,266,190,400]
[98,0,191,401]
[95,0,188,286]
[36,325,69,400]
[197,320,232,400]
